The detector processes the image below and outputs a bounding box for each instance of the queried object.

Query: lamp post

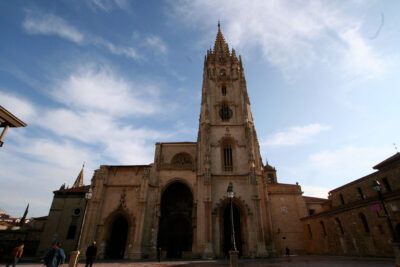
[227,182,238,267]
[372,180,400,266]
[69,188,93,267]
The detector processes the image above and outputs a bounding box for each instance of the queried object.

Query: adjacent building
[37,167,89,256]
[302,152,400,257]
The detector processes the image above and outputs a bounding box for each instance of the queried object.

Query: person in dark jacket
[43,243,58,267]
[85,242,97,267]
[55,242,66,266]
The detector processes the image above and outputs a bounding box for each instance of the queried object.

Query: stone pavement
[17,256,394,267]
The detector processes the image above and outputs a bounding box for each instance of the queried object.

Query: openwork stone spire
[72,163,85,188]
[213,22,229,56]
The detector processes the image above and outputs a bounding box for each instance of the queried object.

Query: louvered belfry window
[223,144,233,171]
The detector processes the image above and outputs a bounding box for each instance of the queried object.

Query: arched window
[223,144,233,171]
[359,213,370,233]
[335,217,344,235]
[320,221,327,236]
[221,85,227,96]
[219,103,232,121]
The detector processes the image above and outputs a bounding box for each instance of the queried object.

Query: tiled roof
[55,185,90,194]
[373,152,400,170]
[303,196,328,203]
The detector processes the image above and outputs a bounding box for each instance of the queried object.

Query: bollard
[229,250,239,267]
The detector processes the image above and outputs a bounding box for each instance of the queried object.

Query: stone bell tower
[197,22,263,178]
[197,23,272,257]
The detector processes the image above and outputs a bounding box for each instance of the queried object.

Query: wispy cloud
[145,35,168,55]
[0,61,174,215]
[169,0,385,79]
[23,11,84,44]
[22,10,139,60]
[52,64,158,116]
[2,62,170,165]
[0,132,96,216]
[0,90,36,121]
[280,145,395,196]
[86,0,129,12]
[91,37,139,60]
[263,123,330,146]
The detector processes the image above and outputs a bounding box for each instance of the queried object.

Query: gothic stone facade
[79,26,309,260]
[302,152,400,257]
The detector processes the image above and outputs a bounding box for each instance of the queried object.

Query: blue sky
[1,0,399,217]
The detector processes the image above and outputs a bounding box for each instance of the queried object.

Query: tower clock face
[219,105,233,121]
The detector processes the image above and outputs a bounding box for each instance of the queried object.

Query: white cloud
[145,35,168,55]
[0,90,36,121]
[23,11,84,44]
[169,0,385,78]
[340,28,384,79]
[52,64,159,116]
[0,67,169,215]
[308,145,391,178]
[36,108,168,164]
[301,185,330,199]
[22,11,139,60]
[263,123,330,146]
[0,135,96,216]
[281,145,394,193]
[9,131,95,171]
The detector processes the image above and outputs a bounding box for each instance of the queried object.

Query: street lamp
[69,187,93,267]
[226,182,238,267]
[372,180,400,266]
[372,180,397,241]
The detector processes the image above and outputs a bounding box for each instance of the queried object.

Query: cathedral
[40,25,311,260]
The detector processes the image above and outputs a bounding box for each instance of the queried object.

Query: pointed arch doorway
[106,215,129,259]
[157,182,193,258]
[222,202,243,257]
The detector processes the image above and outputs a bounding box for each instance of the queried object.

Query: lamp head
[227,182,234,198]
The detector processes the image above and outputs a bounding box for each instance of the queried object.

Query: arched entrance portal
[158,182,193,258]
[222,202,243,257]
[106,215,128,259]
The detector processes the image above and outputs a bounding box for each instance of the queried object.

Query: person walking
[6,241,24,267]
[55,242,66,266]
[43,243,59,267]
[85,242,97,267]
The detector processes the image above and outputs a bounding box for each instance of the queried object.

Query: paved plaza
[17,256,394,267]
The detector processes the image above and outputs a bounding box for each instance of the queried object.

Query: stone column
[202,199,214,258]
